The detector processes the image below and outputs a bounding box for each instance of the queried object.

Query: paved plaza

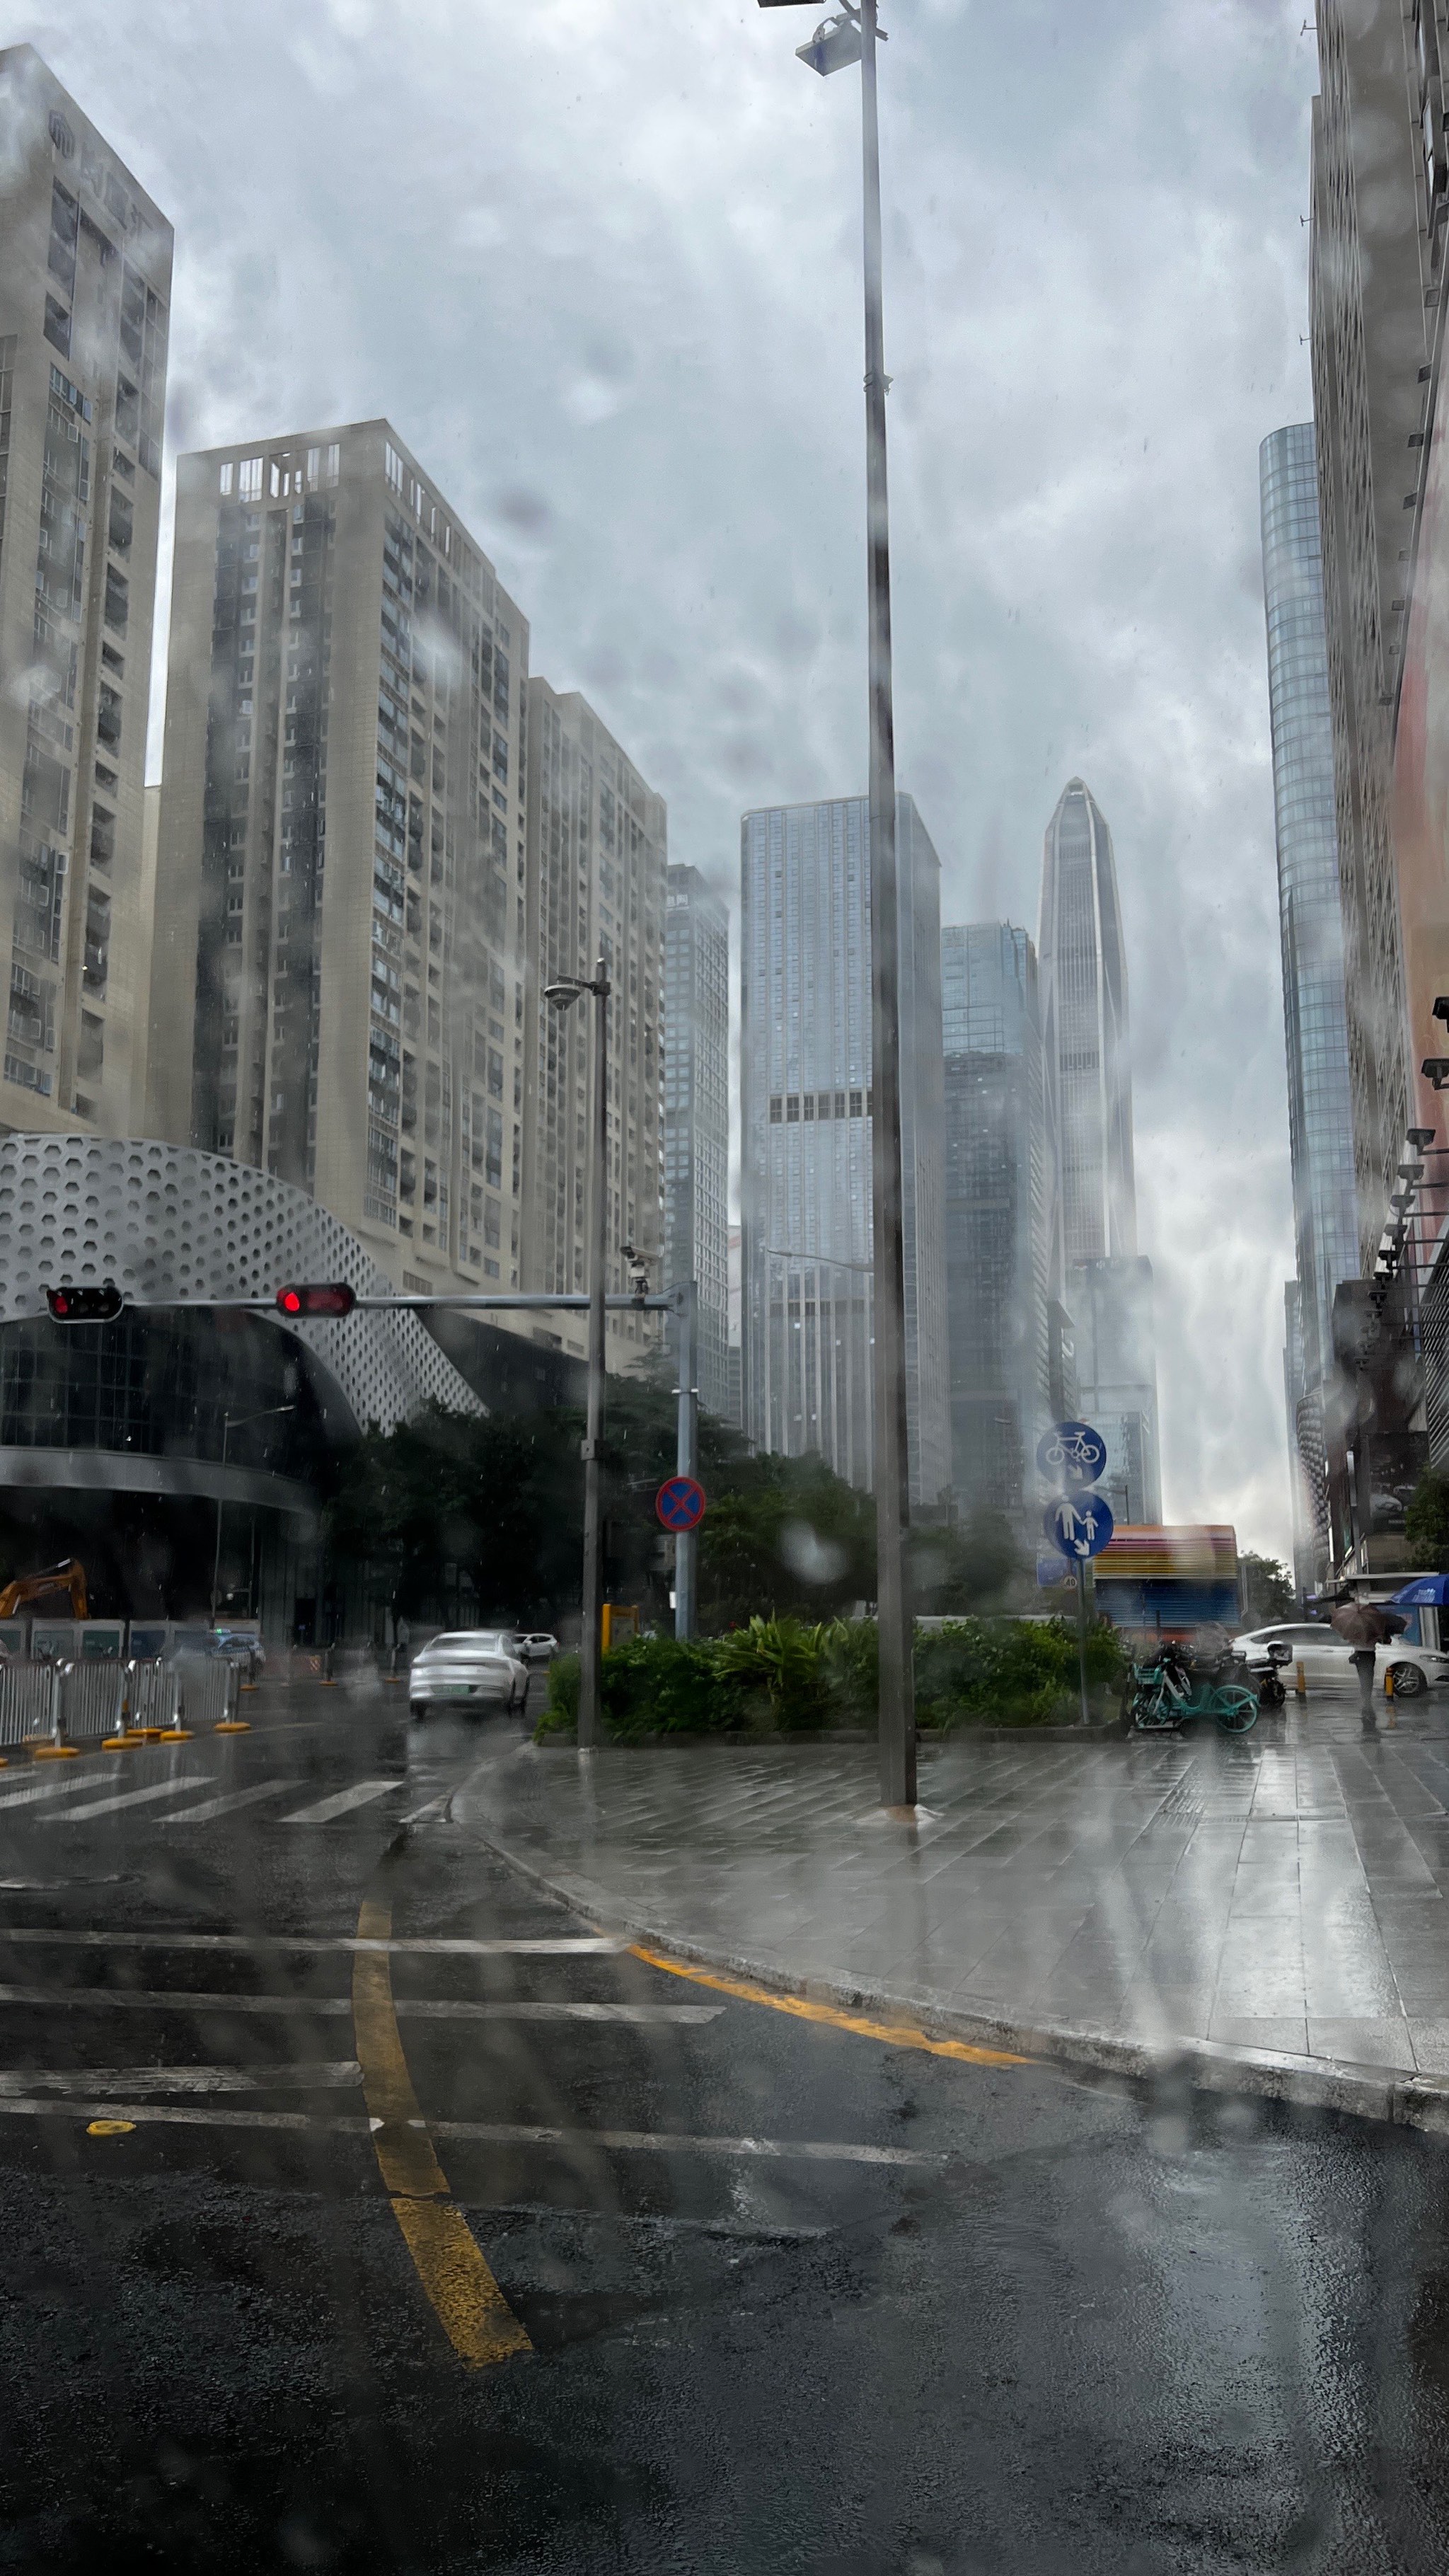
[461,1693,1449,2099]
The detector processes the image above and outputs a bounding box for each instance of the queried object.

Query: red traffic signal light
[45,1280,125,1323]
[276,1282,357,1319]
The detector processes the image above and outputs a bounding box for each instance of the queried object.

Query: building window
[43,297,70,357]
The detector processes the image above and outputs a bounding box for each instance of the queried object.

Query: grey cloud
[41,0,1308,1555]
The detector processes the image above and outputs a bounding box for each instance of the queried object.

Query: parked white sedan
[408,1631,529,1718]
[1232,1621,1449,1698]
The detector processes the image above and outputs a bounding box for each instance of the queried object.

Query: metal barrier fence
[125,1659,180,1733]
[59,1662,126,1743]
[0,1661,58,1749]
[177,1657,240,1729]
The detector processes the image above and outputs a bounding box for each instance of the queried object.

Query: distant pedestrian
[1329,1596,1408,1731]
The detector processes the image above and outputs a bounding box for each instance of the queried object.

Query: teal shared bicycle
[1124,1644,1258,1735]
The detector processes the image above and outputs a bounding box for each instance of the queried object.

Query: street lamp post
[758,0,916,1810]
[544,958,611,1747]
[211,1403,295,1623]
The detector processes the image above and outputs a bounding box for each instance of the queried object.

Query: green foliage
[539,1639,733,1742]
[1238,1550,1295,1626]
[711,1615,841,1731]
[325,1378,877,1633]
[914,1616,1124,1728]
[536,1612,1126,1741]
[908,1507,1024,1616]
[698,1458,876,1631]
[1405,1471,1449,1573]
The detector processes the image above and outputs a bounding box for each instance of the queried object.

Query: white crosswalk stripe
[0,1985,721,2023]
[0,1769,129,1815]
[0,1931,630,1957]
[279,1780,401,1824]
[42,1776,214,1824]
[161,1779,291,1825]
[0,2061,361,2096]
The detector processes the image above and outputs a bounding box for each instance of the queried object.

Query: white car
[514,1631,558,1663]
[408,1630,529,1718]
[1232,1621,1449,1699]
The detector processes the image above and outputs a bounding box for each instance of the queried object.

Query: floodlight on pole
[756,0,916,1813]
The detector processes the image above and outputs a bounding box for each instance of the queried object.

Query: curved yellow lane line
[353,1891,531,2368]
[628,1943,1032,2067]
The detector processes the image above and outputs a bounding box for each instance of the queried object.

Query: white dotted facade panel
[0,1135,480,1433]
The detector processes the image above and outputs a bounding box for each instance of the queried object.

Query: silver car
[408,1630,529,1718]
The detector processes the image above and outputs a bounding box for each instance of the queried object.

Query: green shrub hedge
[537,1614,1124,1742]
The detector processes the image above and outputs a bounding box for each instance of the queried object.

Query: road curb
[468,1818,1449,2142]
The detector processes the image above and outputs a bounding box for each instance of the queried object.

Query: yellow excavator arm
[0,1560,89,1621]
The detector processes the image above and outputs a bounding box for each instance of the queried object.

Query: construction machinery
[0,1560,89,1621]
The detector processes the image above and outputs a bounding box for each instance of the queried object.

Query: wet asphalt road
[1,1681,1449,2570]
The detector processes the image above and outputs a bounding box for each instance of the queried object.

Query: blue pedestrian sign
[1036,1420,1108,1489]
[656,1475,707,1533]
[1043,1493,1115,1561]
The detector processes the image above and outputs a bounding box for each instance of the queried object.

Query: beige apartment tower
[150,421,529,1299]
[522,680,666,1364]
[0,48,171,1132]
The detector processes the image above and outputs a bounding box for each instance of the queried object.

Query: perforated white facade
[0,1133,480,1431]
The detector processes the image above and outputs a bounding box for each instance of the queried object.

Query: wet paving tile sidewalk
[459,1696,1449,2081]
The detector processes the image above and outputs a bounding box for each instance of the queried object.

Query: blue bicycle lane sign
[1035,1420,1108,1489]
[1043,1493,1115,1561]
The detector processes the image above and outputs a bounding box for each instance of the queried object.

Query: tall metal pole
[1075,1557,1090,1727]
[860,0,916,1810]
[211,1416,232,1624]
[577,958,611,1748]
[674,1279,698,1642]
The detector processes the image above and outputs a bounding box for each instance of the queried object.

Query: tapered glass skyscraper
[1259,422,1358,1589]
[1039,778,1160,1524]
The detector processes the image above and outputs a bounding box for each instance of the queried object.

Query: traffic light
[275,1282,357,1318]
[45,1280,125,1323]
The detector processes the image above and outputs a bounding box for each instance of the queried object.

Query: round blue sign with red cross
[656,1475,707,1532]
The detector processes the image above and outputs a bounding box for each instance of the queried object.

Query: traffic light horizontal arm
[105,1289,688,1316]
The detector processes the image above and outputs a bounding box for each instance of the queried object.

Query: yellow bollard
[1294,1659,1307,1699]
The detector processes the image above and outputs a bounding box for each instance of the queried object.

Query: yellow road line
[628,1943,1031,2068]
[353,1891,530,2368]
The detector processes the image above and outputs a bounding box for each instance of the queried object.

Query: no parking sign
[656,1476,707,1532]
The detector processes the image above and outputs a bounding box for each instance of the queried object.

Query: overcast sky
[17,0,1316,1558]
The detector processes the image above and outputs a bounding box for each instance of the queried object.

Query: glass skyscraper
[940,923,1049,1526]
[1259,422,1358,1587]
[1038,778,1161,1524]
[739,793,949,1506]
[664,864,730,1418]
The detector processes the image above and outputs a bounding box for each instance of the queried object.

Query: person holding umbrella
[1329,1593,1409,1731]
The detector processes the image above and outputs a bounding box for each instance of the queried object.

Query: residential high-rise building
[0,48,171,1134]
[521,679,666,1370]
[940,922,1049,1526]
[1038,778,1161,1522]
[149,420,529,1304]
[739,793,948,1505]
[1259,423,1359,1585]
[1309,0,1435,1264]
[663,864,729,1415]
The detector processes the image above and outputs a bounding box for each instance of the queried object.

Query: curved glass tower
[1039,778,1136,1279]
[1038,778,1160,1524]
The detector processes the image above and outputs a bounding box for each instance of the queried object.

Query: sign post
[1039,1422,1113,1727]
